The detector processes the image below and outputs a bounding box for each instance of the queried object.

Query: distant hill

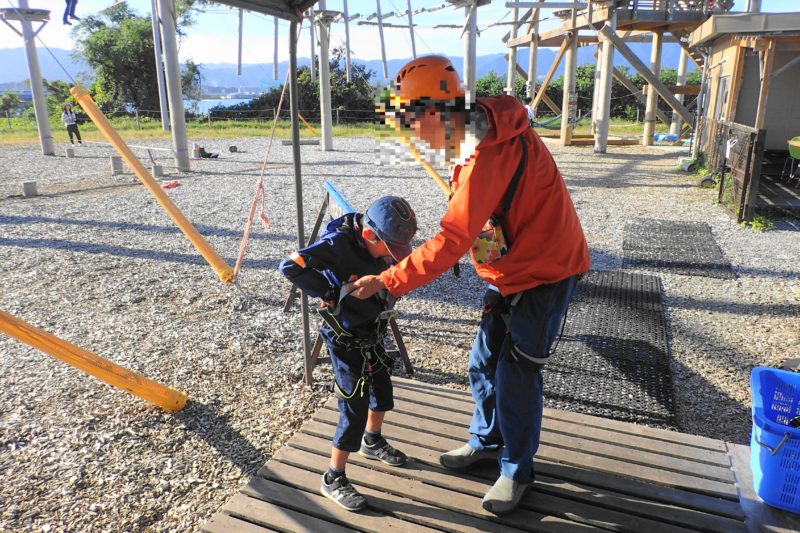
[1,43,694,88]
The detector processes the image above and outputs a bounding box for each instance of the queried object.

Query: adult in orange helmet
[351,55,590,514]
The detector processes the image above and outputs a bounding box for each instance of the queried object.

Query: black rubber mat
[545,270,676,429]
[622,218,734,279]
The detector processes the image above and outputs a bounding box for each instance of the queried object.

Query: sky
[1,0,798,67]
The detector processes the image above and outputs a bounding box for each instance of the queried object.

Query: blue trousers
[324,327,394,452]
[467,275,579,483]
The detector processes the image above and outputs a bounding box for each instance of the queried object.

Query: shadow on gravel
[0,215,294,242]
[174,400,266,475]
[0,237,281,270]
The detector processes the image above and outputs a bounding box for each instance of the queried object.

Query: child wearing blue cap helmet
[279,195,417,512]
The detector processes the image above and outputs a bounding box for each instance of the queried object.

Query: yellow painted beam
[0,310,187,412]
[70,86,235,285]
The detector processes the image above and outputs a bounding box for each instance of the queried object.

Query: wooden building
[688,12,800,221]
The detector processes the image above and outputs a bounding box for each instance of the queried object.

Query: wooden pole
[406,0,416,59]
[17,0,54,156]
[506,6,519,95]
[754,40,775,130]
[273,16,279,81]
[343,1,352,82]
[0,310,187,411]
[464,1,478,102]
[642,31,663,146]
[317,3,334,151]
[376,0,388,79]
[670,48,688,135]
[150,0,170,131]
[595,14,616,153]
[237,8,243,76]
[532,36,571,112]
[560,8,578,145]
[158,0,190,170]
[526,13,539,99]
[308,6,316,84]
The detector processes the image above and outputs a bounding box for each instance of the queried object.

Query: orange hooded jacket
[380,95,590,297]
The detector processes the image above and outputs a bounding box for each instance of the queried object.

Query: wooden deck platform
[204,378,800,532]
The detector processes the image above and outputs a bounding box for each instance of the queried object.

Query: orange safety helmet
[391,55,465,108]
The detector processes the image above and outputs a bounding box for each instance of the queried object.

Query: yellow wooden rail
[70,86,235,285]
[0,310,187,411]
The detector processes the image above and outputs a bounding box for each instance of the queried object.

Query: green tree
[74,1,199,113]
[475,71,505,97]
[181,59,203,112]
[0,92,21,129]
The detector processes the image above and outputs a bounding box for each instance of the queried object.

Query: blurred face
[411,106,466,160]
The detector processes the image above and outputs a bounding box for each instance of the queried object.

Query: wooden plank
[532,36,572,113]
[220,492,354,533]
[303,415,745,520]
[314,404,739,501]
[295,422,746,532]
[268,446,598,532]
[392,378,727,452]
[387,394,734,480]
[728,442,800,533]
[727,46,746,123]
[259,445,529,533]
[598,25,693,125]
[203,511,277,533]
[390,385,729,465]
[241,476,429,532]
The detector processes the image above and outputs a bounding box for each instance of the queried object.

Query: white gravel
[0,135,798,532]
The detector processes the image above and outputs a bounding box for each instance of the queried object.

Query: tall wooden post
[526,15,539,99]
[670,49,688,135]
[150,0,170,131]
[343,1,352,82]
[591,42,602,136]
[376,0,388,79]
[642,31,663,146]
[560,9,578,146]
[406,0,416,59]
[464,1,478,103]
[308,6,316,84]
[316,3,334,150]
[595,14,616,154]
[506,6,519,95]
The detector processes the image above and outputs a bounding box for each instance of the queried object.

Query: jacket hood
[475,95,530,148]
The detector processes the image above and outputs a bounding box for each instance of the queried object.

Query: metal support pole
[506,6,519,95]
[526,15,539,98]
[642,30,663,146]
[343,0,352,81]
[17,0,53,156]
[406,0,416,59]
[464,1,478,104]
[308,7,316,84]
[376,0,388,79]
[237,8,243,76]
[317,2,333,150]
[560,9,578,145]
[289,20,312,386]
[273,17,279,81]
[151,0,170,131]
[595,14,616,154]
[158,0,190,170]
[670,48,688,136]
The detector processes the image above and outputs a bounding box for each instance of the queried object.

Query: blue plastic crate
[750,367,800,514]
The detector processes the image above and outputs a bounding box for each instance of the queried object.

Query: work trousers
[323,327,394,453]
[63,0,77,22]
[467,275,579,483]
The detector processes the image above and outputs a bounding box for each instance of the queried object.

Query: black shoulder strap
[497,135,528,222]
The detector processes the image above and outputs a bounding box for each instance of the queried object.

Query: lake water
[185,98,253,114]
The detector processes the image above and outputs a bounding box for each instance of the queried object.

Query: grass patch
[740,214,775,232]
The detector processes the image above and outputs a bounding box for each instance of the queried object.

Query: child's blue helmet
[363,196,417,261]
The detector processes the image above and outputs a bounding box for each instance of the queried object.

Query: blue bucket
[750,367,800,513]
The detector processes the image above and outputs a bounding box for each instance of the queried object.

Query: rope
[232,18,305,280]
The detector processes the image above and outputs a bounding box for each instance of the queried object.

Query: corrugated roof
[210,1,318,21]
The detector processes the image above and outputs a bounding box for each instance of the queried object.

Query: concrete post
[560,10,578,146]
[308,6,316,84]
[595,14,617,154]
[17,0,53,156]
[591,42,602,136]
[65,147,75,158]
[463,1,478,104]
[642,31,663,146]
[22,181,37,197]
[150,0,170,131]
[111,156,123,175]
[237,9,243,76]
[273,17,279,81]
[406,0,416,59]
[745,0,762,12]
[158,0,190,171]
[506,6,519,95]
[670,48,688,136]
[151,164,163,178]
[343,1,352,81]
[376,1,388,79]
[316,2,334,151]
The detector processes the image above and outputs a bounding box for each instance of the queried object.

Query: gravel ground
[1,135,798,532]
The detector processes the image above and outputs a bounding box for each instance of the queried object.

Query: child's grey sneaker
[320,473,367,512]
[358,436,408,466]
[482,475,531,514]
[439,443,502,471]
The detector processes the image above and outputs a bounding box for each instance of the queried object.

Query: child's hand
[320,299,334,309]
